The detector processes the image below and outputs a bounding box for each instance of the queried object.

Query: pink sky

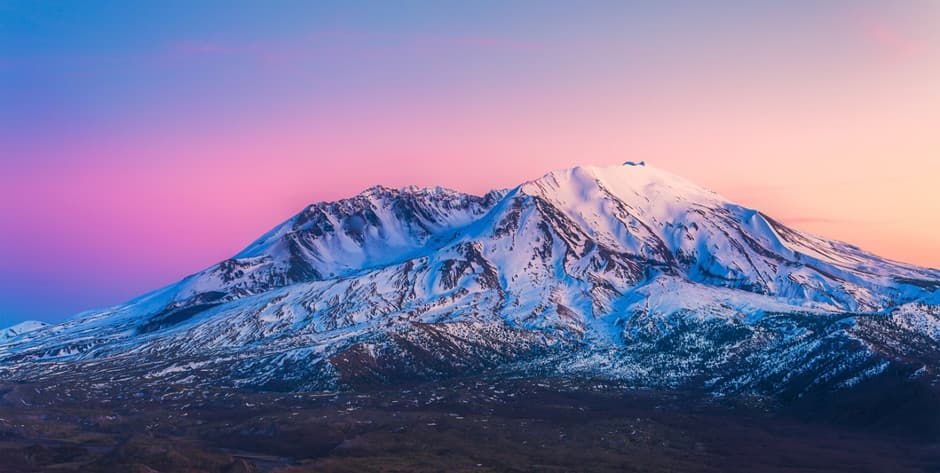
[1,1,938,323]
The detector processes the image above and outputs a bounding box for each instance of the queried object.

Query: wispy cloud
[779,216,847,225]
[162,28,542,66]
[308,28,542,51]
[780,216,901,226]
[856,13,922,61]
[170,41,234,56]
[430,35,542,51]
[162,40,298,68]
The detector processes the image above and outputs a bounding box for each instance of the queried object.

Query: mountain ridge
[1,162,938,399]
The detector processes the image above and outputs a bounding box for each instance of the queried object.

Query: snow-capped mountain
[0,321,49,341]
[1,163,938,398]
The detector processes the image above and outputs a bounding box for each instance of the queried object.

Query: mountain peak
[1,162,938,399]
[358,184,465,199]
[0,320,49,341]
[520,162,723,212]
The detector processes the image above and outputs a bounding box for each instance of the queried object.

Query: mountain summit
[1,163,938,397]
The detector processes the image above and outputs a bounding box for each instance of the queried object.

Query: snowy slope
[0,163,937,395]
[0,321,49,341]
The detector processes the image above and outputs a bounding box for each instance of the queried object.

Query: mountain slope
[0,321,49,341]
[1,163,938,398]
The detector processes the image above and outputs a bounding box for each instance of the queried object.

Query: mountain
[0,321,49,341]
[1,163,938,403]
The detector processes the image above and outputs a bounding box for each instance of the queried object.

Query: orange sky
[2,1,938,324]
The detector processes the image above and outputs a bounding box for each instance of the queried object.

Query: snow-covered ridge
[0,162,937,394]
[0,321,49,341]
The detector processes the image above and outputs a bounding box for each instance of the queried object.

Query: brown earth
[0,377,936,472]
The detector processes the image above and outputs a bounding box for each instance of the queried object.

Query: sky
[1,1,938,326]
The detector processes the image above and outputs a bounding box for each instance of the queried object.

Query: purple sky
[1,1,938,325]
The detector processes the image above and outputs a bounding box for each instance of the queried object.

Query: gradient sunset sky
[1,1,938,325]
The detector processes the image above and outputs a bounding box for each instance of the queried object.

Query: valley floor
[0,377,937,472]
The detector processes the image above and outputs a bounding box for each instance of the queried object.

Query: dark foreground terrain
[0,378,937,473]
